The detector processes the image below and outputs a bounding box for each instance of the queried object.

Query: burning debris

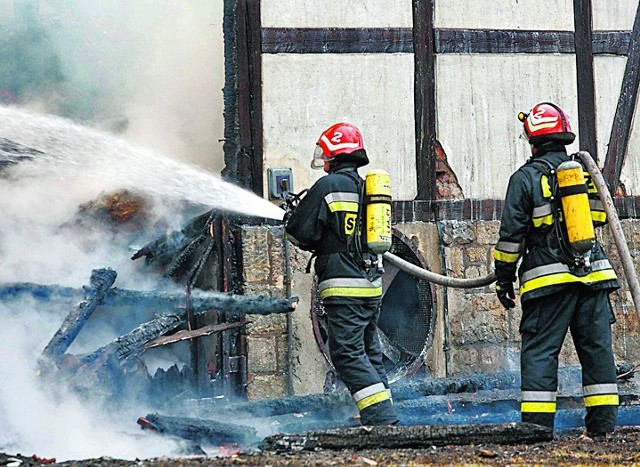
[74,189,152,230]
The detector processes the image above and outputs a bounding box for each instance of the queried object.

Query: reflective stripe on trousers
[584,383,619,407]
[521,390,557,414]
[353,382,391,411]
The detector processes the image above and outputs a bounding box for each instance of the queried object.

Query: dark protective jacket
[494,148,619,304]
[285,162,381,303]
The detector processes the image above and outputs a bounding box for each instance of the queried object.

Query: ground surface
[2,427,640,466]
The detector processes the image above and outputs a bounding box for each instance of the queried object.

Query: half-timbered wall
[225,0,640,399]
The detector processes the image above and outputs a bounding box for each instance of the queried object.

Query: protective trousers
[520,285,618,434]
[325,297,398,426]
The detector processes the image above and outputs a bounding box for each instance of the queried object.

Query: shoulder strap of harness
[333,170,370,268]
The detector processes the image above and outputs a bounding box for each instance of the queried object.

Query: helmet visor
[311,144,327,169]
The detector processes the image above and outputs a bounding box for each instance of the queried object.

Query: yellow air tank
[556,160,595,253]
[365,170,392,256]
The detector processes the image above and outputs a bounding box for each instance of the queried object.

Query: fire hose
[576,151,640,318]
[383,251,497,288]
[384,151,640,309]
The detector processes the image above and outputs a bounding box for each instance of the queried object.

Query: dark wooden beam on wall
[262,28,631,56]
[246,0,264,195]
[262,28,413,54]
[226,0,263,195]
[603,3,640,193]
[413,0,437,202]
[573,0,598,162]
[436,29,574,54]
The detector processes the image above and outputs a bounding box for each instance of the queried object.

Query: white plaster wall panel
[434,0,574,30]
[594,55,640,196]
[261,0,412,28]
[262,53,417,200]
[592,1,637,31]
[436,54,579,199]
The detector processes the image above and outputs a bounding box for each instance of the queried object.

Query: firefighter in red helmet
[494,102,619,438]
[285,122,399,426]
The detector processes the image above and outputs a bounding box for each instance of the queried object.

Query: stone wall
[418,219,640,377]
[241,220,640,399]
[241,226,289,400]
[241,225,329,400]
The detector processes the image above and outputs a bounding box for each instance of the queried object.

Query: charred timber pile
[42,268,117,363]
[18,267,297,403]
[178,371,521,421]
[260,422,553,452]
[148,369,639,448]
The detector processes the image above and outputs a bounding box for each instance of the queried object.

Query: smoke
[0,3,285,459]
[0,300,181,461]
[14,0,225,172]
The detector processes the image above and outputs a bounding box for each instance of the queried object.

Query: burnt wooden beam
[592,31,631,55]
[144,320,251,349]
[261,422,553,452]
[42,268,117,362]
[236,0,263,194]
[436,29,575,54]
[0,137,42,170]
[0,281,298,315]
[234,0,253,191]
[413,0,437,202]
[246,0,264,195]
[603,3,640,193]
[140,414,259,446]
[106,289,298,316]
[223,0,263,195]
[79,314,184,367]
[573,0,598,161]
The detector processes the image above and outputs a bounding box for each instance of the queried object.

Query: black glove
[496,280,516,309]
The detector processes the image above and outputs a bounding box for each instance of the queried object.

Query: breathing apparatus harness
[527,153,596,276]
[332,168,394,276]
[282,167,392,275]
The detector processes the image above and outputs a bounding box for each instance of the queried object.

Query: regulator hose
[383,251,497,288]
[576,151,640,317]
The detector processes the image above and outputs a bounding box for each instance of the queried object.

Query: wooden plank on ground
[261,422,553,452]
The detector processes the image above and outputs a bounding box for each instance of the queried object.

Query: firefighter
[284,122,399,426]
[494,102,620,438]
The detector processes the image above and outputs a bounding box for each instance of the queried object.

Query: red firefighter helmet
[518,102,575,146]
[312,122,369,172]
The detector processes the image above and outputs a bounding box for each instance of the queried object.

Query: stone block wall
[433,219,640,377]
[240,219,640,397]
[241,226,290,400]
